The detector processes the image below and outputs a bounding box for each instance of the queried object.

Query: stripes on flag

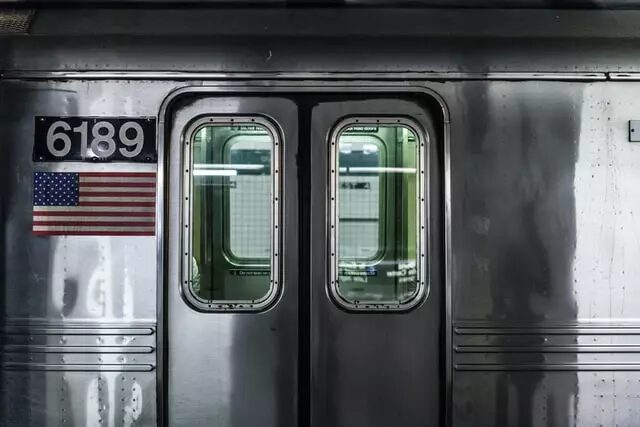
[32,171,156,236]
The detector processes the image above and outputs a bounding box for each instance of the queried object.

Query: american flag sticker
[32,171,156,236]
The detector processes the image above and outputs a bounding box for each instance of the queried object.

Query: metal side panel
[1,371,156,426]
[0,79,182,322]
[0,79,182,426]
[453,371,640,426]
[4,9,640,74]
[448,80,640,325]
[4,35,640,75]
[10,9,640,39]
[445,80,640,425]
[0,325,157,426]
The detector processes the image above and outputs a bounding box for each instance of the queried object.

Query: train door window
[329,119,427,310]
[338,133,385,261]
[225,137,272,261]
[182,118,280,311]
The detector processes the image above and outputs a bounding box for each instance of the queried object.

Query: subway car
[2,2,640,426]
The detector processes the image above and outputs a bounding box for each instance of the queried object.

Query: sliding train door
[308,97,442,427]
[164,91,442,427]
[165,96,300,427]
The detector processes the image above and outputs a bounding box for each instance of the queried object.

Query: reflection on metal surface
[3,363,155,371]
[4,70,640,425]
[450,81,640,426]
[456,346,640,353]
[0,79,166,426]
[0,71,611,81]
[610,73,640,80]
[1,326,156,370]
[309,97,443,427]
[3,345,154,353]
[166,97,297,427]
[3,326,155,335]
[455,326,640,370]
[456,364,640,371]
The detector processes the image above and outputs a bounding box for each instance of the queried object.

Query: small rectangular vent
[0,9,35,34]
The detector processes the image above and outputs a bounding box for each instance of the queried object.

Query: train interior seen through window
[187,122,420,306]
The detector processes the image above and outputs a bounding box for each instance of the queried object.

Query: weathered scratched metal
[2,6,640,427]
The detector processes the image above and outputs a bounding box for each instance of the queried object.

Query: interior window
[331,122,424,309]
[224,135,272,261]
[338,133,385,261]
[186,122,277,308]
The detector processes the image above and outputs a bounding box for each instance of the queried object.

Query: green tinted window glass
[224,135,273,261]
[332,123,424,309]
[338,135,385,261]
[186,123,276,307]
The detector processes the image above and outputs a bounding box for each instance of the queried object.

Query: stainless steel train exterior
[3,4,640,427]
